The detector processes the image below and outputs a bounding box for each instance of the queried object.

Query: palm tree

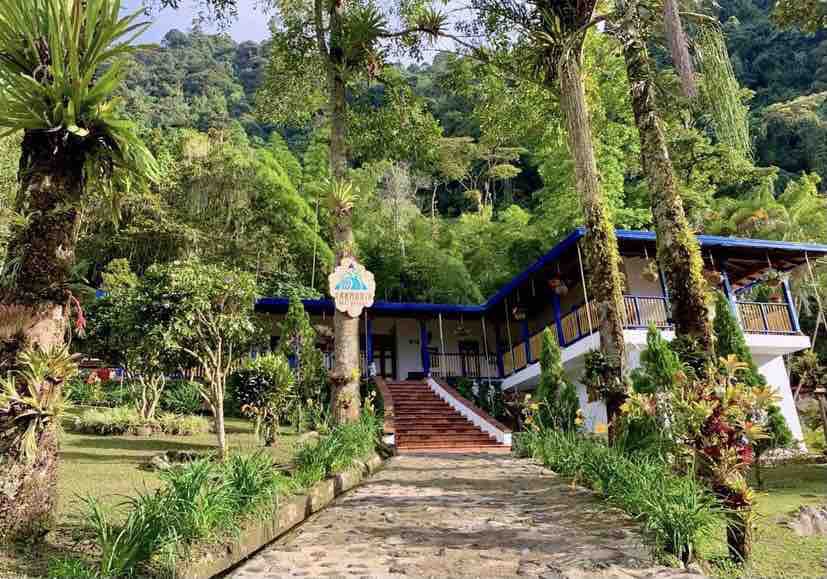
[0,0,155,539]
[468,0,629,398]
[612,0,714,352]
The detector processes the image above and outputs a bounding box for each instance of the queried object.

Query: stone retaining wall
[179,453,385,579]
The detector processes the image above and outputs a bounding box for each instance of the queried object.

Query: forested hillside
[0,0,825,308]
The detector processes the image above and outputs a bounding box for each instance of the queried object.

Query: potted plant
[548,277,569,296]
[642,261,660,283]
[765,269,784,289]
[703,269,723,287]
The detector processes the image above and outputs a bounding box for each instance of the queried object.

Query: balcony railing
[430,352,498,379]
[500,294,798,378]
[737,301,795,334]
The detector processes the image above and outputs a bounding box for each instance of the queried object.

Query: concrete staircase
[386,380,510,453]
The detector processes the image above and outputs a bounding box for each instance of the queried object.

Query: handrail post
[574,305,582,338]
[781,277,801,333]
[760,303,770,333]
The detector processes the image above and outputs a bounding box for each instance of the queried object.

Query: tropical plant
[230,354,295,446]
[0,346,78,541]
[533,328,580,432]
[277,297,327,431]
[0,0,157,360]
[622,326,782,562]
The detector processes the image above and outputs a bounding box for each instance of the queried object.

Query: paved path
[231,454,701,578]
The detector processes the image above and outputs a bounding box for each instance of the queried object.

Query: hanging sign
[328,257,376,317]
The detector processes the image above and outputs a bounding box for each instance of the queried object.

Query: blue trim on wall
[551,293,564,346]
[419,320,430,375]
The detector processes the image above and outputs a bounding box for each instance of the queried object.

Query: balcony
[501,294,799,377]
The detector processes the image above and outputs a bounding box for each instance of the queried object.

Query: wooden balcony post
[781,277,801,333]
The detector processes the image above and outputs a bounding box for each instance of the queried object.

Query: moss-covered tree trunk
[327,1,361,424]
[557,52,628,381]
[0,131,83,541]
[616,2,714,353]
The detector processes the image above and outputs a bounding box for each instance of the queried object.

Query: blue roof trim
[256,229,827,315]
[616,229,827,254]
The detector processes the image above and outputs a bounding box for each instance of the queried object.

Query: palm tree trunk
[0,130,84,541]
[617,3,714,352]
[557,51,628,381]
[328,6,361,424]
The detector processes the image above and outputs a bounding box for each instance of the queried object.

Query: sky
[126,0,272,44]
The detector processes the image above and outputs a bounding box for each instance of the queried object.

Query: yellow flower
[594,422,608,434]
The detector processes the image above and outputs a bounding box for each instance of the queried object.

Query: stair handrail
[427,377,512,445]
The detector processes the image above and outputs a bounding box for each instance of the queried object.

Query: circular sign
[328,257,376,317]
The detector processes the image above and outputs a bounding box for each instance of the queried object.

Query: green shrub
[157,412,210,436]
[72,407,208,436]
[524,430,721,564]
[80,453,292,576]
[230,354,295,445]
[292,412,380,488]
[161,380,204,415]
[47,557,100,578]
[65,377,106,406]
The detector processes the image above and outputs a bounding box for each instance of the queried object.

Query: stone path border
[179,454,385,579]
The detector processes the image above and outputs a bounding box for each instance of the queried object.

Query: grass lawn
[708,461,827,578]
[0,409,301,578]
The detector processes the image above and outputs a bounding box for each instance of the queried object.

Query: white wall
[395,318,423,380]
[754,354,805,444]
[623,256,664,297]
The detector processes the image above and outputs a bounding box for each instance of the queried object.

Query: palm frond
[0,0,158,181]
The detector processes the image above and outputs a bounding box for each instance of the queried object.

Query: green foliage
[773,0,827,33]
[713,291,762,388]
[160,380,204,415]
[521,430,722,564]
[230,354,295,445]
[0,0,158,181]
[71,406,209,436]
[534,328,580,432]
[278,298,328,418]
[79,453,291,576]
[0,346,78,463]
[291,412,381,488]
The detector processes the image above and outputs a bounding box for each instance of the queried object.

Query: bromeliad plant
[0,346,78,541]
[622,327,780,562]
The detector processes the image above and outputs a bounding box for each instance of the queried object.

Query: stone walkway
[231,454,702,578]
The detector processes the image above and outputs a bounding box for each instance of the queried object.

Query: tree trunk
[557,52,628,380]
[328,6,361,424]
[663,0,697,99]
[1,131,84,360]
[0,131,84,542]
[214,388,228,459]
[617,4,714,352]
